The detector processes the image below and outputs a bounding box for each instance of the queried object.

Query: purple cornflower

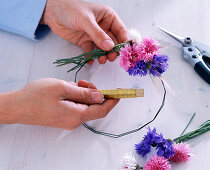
[127,60,147,77]
[156,139,175,159]
[135,127,163,157]
[135,127,175,159]
[135,141,151,157]
[149,54,169,77]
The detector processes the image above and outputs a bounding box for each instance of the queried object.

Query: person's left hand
[41,0,129,65]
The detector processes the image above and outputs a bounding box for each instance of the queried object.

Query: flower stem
[174,119,210,143]
[136,165,143,170]
[180,112,196,136]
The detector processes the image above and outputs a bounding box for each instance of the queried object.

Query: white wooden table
[0,0,209,169]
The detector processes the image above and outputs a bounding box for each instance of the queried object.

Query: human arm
[0,0,49,40]
[0,0,128,63]
[0,79,119,129]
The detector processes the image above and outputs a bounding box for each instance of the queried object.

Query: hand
[41,0,128,64]
[0,78,119,130]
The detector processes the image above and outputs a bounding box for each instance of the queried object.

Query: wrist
[0,91,22,124]
[39,0,55,26]
[39,14,46,25]
[39,0,51,25]
[40,4,48,25]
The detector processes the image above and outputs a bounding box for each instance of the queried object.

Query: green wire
[82,80,166,138]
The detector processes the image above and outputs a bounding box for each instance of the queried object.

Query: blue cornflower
[135,141,151,157]
[149,54,169,77]
[156,139,175,159]
[135,127,175,159]
[135,127,163,157]
[127,60,147,77]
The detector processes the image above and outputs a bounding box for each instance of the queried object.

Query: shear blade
[156,26,186,46]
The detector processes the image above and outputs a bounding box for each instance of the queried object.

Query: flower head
[119,43,141,71]
[120,153,138,170]
[119,37,168,77]
[169,143,192,163]
[149,54,169,77]
[156,139,175,159]
[127,60,147,77]
[139,38,160,62]
[135,127,174,159]
[129,29,142,43]
[135,127,163,157]
[144,155,171,170]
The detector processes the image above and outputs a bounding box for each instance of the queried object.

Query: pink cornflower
[119,43,141,71]
[169,143,192,163]
[144,155,171,170]
[139,38,160,62]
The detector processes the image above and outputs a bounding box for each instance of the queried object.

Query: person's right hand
[41,0,128,64]
[0,78,119,130]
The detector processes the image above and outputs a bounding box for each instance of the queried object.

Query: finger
[94,44,107,64]
[111,16,129,43]
[69,81,77,86]
[106,31,119,62]
[98,55,107,64]
[83,99,120,121]
[85,19,114,51]
[78,80,97,89]
[108,52,118,62]
[80,41,95,65]
[63,85,103,104]
[94,44,108,64]
[95,31,119,63]
[107,31,119,44]
[97,10,114,32]
[60,100,88,128]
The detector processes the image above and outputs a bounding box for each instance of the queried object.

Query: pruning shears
[158,27,210,85]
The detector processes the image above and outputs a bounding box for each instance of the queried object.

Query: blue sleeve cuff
[0,0,49,40]
[35,24,50,40]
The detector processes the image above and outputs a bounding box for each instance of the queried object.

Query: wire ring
[82,80,166,138]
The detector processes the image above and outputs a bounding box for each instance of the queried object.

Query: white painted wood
[0,0,209,169]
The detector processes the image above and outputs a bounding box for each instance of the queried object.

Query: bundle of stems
[54,42,128,81]
[174,119,210,143]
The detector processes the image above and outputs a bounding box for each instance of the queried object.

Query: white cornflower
[119,153,138,170]
[128,29,142,43]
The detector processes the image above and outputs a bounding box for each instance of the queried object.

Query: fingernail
[92,92,103,102]
[102,40,114,50]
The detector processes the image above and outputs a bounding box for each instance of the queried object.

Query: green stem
[53,42,128,70]
[53,42,129,82]
[174,120,210,143]
[180,112,196,136]
[136,165,143,170]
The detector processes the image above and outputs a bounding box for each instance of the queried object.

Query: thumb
[85,19,114,51]
[63,85,104,104]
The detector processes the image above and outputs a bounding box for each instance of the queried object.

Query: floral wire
[82,79,166,138]
[180,112,196,136]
